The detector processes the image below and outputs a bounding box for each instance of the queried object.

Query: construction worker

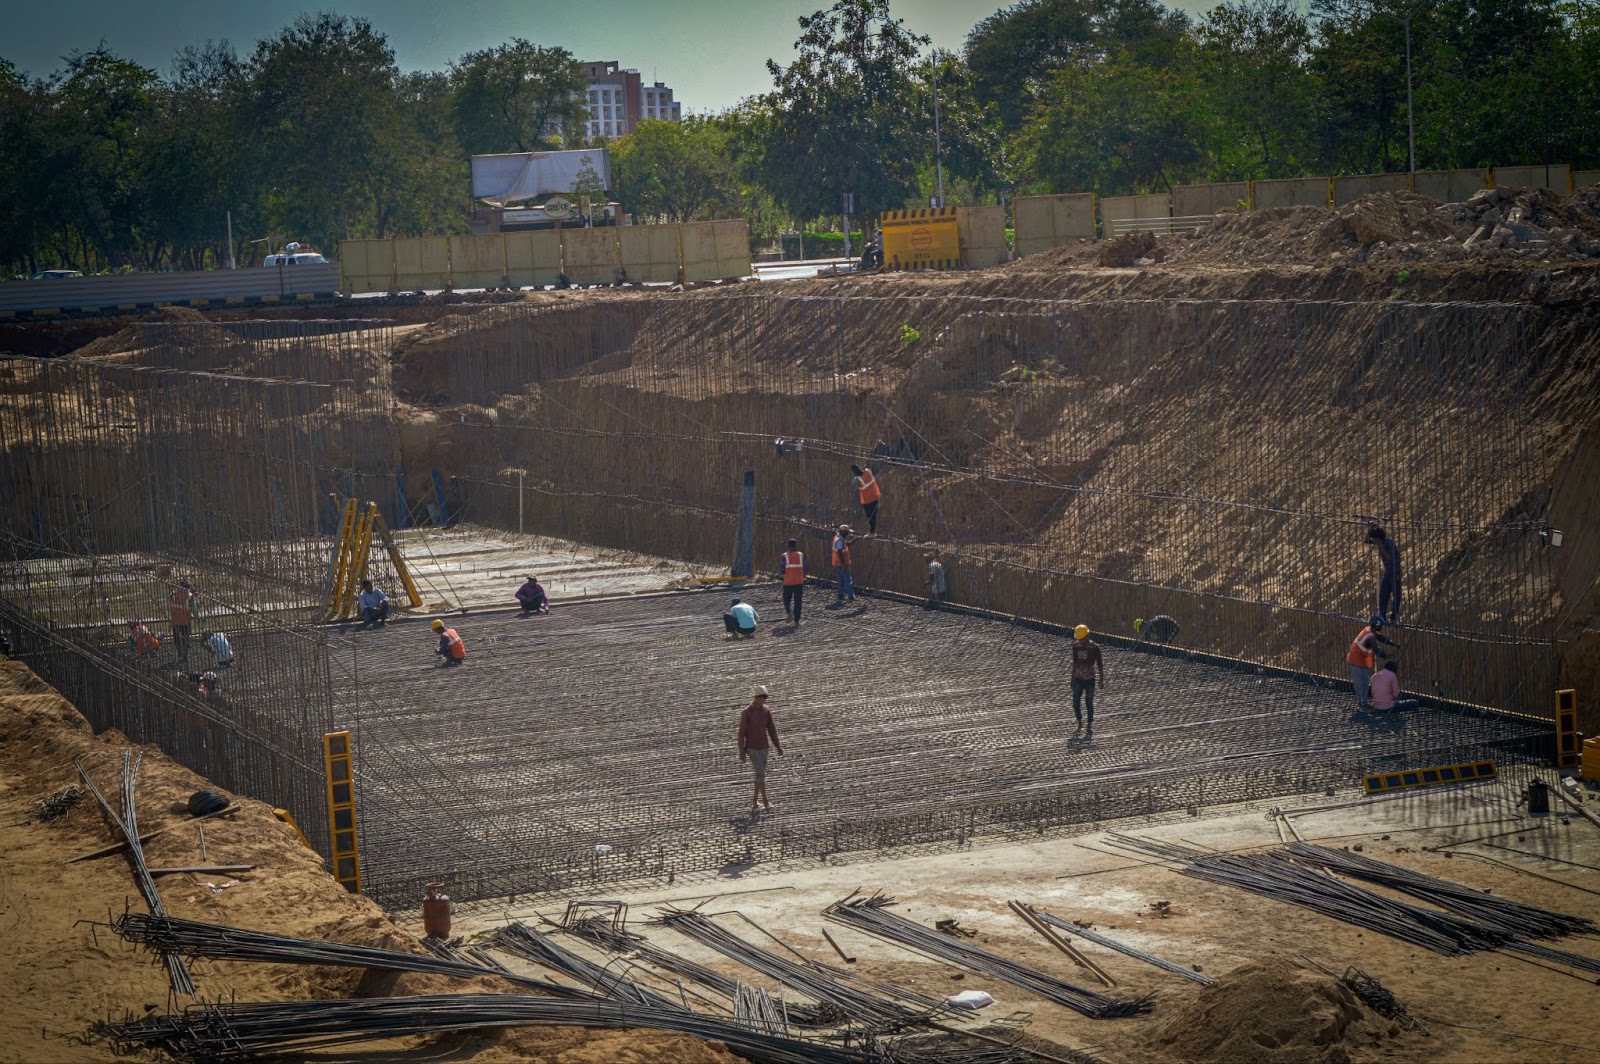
[1368,660,1419,714]
[1346,615,1397,711]
[924,552,948,609]
[1367,525,1402,623]
[1070,624,1106,734]
[736,684,783,814]
[515,574,550,614]
[169,579,196,665]
[431,618,466,666]
[779,539,806,625]
[203,630,234,669]
[128,621,161,661]
[851,464,881,534]
[724,596,759,639]
[1133,615,1181,645]
[358,579,390,627]
[831,525,856,604]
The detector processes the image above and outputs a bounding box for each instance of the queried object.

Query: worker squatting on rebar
[831,525,856,604]
[778,540,805,626]
[724,597,758,639]
[1346,615,1398,712]
[431,619,466,666]
[851,464,881,534]
[1367,525,1402,624]
[1071,625,1107,734]
[736,685,783,814]
[358,580,390,627]
[515,574,550,615]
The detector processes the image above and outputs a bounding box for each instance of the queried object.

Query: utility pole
[1404,11,1416,174]
[225,211,235,269]
[932,57,945,208]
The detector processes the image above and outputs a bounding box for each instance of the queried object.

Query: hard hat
[1369,615,1384,628]
[1133,617,1145,633]
[1074,624,1090,639]
[752,685,769,698]
[430,619,444,631]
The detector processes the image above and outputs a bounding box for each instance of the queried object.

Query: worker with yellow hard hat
[431,618,466,666]
[1069,624,1105,734]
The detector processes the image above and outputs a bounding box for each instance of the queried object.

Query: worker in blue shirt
[724,597,759,639]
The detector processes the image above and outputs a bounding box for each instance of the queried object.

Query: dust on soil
[1152,957,1371,1064]
[0,659,736,1064]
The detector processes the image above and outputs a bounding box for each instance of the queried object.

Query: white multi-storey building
[582,61,683,140]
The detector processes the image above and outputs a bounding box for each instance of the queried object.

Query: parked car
[30,269,83,280]
[262,242,327,267]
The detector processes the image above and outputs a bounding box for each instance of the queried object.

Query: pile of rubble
[1168,185,1600,267]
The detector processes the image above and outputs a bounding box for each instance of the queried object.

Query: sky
[3,0,1215,113]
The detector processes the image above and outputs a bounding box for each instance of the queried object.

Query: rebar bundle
[567,915,842,1027]
[490,922,688,1011]
[94,993,874,1064]
[823,894,1152,1019]
[108,912,576,996]
[656,907,925,1028]
[1019,904,1215,986]
[1284,842,1597,940]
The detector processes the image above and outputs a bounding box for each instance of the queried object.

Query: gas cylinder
[422,883,453,939]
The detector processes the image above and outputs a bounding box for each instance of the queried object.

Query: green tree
[450,40,586,154]
[754,0,930,220]
[966,0,1190,130]
[1195,0,1317,178]
[0,58,52,273]
[243,13,402,251]
[612,117,738,222]
[374,71,467,238]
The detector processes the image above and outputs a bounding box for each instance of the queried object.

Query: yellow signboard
[881,207,961,271]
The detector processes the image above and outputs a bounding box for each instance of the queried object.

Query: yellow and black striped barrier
[1362,759,1497,795]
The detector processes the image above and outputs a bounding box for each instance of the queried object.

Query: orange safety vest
[170,588,193,626]
[1346,627,1375,669]
[133,626,161,656]
[856,468,881,505]
[442,628,466,660]
[831,537,851,568]
[781,550,806,586]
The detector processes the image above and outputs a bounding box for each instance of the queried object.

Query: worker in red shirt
[169,579,196,666]
[736,685,783,814]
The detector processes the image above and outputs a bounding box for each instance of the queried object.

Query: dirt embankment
[0,659,735,1064]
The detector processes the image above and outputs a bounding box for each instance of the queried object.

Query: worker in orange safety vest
[1346,615,1397,711]
[779,538,806,626]
[169,579,195,665]
[851,464,881,534]
[431,618,466,666]
[831,525,856,604]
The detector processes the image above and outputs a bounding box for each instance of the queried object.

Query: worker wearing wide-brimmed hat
[1070,624,1106,734]
[736,685,783,814]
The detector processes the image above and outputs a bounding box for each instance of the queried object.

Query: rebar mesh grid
[390,294,1562,717]
[339,587,1545,908]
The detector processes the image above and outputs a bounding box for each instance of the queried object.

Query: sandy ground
[453,772,1600,1064]
[0,658,736,1064]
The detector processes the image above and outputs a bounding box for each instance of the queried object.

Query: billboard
[471,150,612,206]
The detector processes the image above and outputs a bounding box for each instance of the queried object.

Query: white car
[31,269,83,279]
[263,250,328,266]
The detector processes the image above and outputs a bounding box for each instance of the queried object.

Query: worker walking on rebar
[358,579,390,627]
[851,464,881,534]
[779,539,806,625]
[832,525,856,604]
[924,552,948,609]
[1366,525,1402,624]
[169,579,195,665]
[1346,615,1397,712]
[1070,624,1106,734]
[737,685,783,814]
[515,574,549,615]
[724,596,759,639]
[431,618,466,666]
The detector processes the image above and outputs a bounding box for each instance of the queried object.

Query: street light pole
[931,56,945,208]
[1404,11,1416,174]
